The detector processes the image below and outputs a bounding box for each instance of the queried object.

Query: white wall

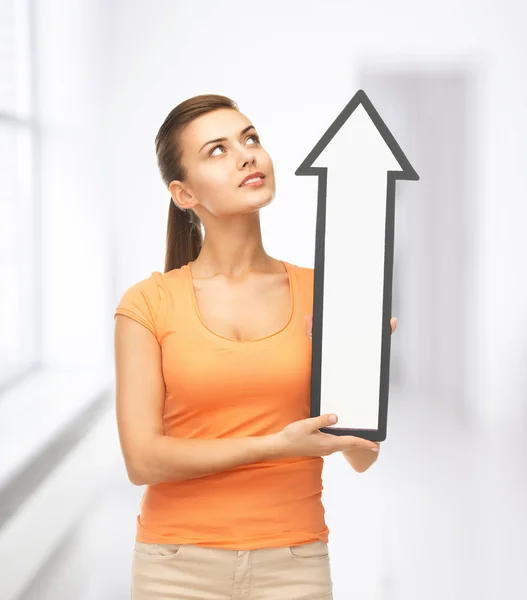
[35,0,113,371]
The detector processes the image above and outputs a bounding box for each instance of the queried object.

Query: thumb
[303,413,338,432]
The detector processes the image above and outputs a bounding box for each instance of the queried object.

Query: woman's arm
[114,315,279,486]
[131,430,277,486]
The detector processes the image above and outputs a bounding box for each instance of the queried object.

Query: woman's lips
[239,172,265,186]
[240,177,265,188]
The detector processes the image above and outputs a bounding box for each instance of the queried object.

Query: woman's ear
[169,180,195,210]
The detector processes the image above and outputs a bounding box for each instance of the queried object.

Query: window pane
[0,0,32,117]
[0,124,37,384]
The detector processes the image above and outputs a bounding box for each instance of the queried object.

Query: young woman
[114,94,397,600]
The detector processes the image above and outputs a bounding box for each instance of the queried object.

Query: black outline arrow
[296,89,419,441]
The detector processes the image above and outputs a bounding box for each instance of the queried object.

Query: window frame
[0,0,41,392]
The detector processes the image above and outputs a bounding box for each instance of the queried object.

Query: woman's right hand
[270,413,379,458]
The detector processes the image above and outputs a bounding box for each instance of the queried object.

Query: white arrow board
[296,90,419,441]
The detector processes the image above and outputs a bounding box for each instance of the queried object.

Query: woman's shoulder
[114,267,187,337]
[119,270,162,298]
[283,261,314,301]
[116,266,186,306]
[285,260,314,280]
[133,264,186,288]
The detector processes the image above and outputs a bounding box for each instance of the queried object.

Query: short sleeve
[114,272,163,337]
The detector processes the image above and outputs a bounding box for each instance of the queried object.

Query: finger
[304,413,338,431]
[390,317,397,334]
[337,436,378,451]
[305,315,313,339]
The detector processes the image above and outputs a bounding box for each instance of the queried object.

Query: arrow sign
[296,89,419,441]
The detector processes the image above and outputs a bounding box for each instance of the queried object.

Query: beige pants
[131,540,334,599]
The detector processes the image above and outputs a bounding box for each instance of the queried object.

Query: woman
[114,94,397,600]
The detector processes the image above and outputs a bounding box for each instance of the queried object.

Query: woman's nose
[238,148,256,168]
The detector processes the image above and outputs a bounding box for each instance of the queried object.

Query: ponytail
[155,94,239,273]
[164,198,203,273]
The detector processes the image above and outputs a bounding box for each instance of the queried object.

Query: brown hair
[155,94,239,272]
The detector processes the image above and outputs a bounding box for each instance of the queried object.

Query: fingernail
[371,447,379,452]
[329,415,337,424]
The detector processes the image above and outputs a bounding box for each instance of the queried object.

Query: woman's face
[171,108,276,219]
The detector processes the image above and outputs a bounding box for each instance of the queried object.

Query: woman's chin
[239,193,274,215]
[256,191,275,209]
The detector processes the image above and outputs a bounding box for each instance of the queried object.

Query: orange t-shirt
[113,260,329,550]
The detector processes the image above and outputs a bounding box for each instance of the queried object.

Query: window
[0,0,39,387]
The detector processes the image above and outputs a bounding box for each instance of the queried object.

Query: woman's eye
[209,135,260,157]
[209,144,225,157]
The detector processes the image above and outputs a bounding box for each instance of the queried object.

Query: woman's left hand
[305,314,397,469]
[305,315,397,339]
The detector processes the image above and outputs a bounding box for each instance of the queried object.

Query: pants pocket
[288,540,329,559]
[134,541,184,560]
